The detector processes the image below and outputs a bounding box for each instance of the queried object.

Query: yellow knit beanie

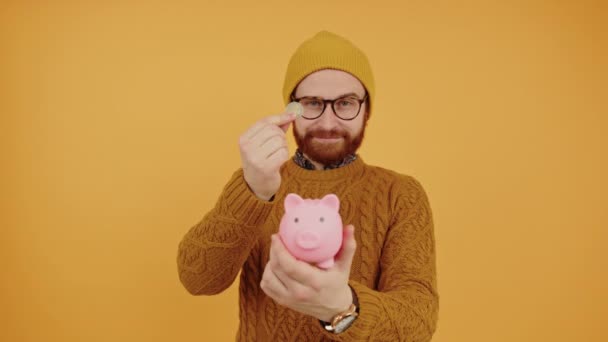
[282,30,375,115]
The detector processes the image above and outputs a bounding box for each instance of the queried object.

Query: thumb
[278,119,293,133]
[269,112,296,133]
[334,224,356,272]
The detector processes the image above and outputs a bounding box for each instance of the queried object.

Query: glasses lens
[299,97,324,119]
[334,97,360,120]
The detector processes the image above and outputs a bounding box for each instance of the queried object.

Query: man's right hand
[239,112,297,201]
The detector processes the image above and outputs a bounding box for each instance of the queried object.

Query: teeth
[285,102,304,118]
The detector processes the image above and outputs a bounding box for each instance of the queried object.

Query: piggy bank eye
[319,217,324,222]
[294,217,299,223]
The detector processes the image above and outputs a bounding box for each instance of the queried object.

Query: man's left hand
[260,224,357,322]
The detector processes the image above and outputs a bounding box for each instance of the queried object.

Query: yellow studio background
[1,1,606,341]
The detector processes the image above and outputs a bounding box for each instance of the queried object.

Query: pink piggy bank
[278,193,343,269]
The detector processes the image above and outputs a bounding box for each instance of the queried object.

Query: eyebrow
[296,92,362,99]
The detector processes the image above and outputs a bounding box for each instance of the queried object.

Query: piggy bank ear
[284,193,304,211]
[320,194,340,211]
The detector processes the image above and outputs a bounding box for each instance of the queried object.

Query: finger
[242,120,270,142]
[242,132,287,167]
[334,225,357,272]
[260,135,287,159]
[268,242,305,291]
[272,266,315,302]
[242,112,293,141]
[261,263,289,299]
[278,117,294,133]
[269,239,319,298]
[266,147,289,170]
[250,125,285,148]
[270,235,322,290]
[267,112,297,128]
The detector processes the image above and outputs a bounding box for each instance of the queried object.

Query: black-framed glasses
[290,93,368,121]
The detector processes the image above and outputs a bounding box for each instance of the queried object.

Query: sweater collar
[283,151,366,181]
[292,149,357,171]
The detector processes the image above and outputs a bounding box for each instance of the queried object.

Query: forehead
[294,69,366,98]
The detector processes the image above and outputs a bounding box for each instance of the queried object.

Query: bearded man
[177,30,439,341]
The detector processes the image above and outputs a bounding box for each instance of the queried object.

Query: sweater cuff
[317,280,383,340]
[221,169,275,227]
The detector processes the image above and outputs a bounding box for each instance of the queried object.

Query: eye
[337,98,356,107]
[294,217,299,223]
[319,217,324,222]
[302,98,322,108]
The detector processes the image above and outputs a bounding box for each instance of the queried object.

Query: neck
[302,153,326,170]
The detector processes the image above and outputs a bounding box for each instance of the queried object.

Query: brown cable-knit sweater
[177,156,439,341]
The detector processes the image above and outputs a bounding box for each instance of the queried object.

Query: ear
[284,193,304,211]
[320,194,340,212]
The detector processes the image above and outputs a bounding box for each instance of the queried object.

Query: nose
[295,230,321,250]
[315,105,340,130]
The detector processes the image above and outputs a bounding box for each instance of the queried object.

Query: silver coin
[285,102,304,118]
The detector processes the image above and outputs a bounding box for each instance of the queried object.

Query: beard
[293,118,368,166]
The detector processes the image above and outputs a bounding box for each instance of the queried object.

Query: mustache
[306,128,347,139]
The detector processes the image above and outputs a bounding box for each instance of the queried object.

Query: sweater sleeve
[319,176,439,341]
[177,169,275,295]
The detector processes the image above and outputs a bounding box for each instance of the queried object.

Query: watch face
[333,315,357,334]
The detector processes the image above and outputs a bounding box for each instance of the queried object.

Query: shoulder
[363,163,428,197]
[362,163,431,220]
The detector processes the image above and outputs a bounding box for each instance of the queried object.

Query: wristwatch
[319,286,359,334]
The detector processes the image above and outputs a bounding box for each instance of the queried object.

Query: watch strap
[319,285,359,332]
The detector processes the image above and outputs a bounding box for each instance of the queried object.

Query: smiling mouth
[313,137,342,141]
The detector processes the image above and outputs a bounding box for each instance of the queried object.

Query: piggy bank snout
[295,230,321,250]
